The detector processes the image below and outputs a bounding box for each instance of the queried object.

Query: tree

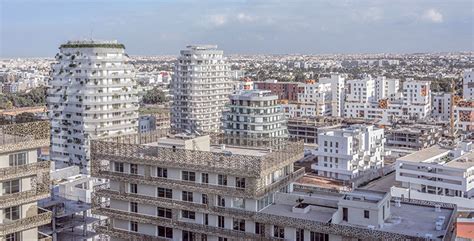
[142,87,167,105]
[15,112,37,123]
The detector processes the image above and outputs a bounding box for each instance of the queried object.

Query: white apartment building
[312,125,386,181]
[47,40,139,174]
[224,89,287,145]
[454,100,474,133]
[0,122,52,241]
[319,74,346,117]
[90,132,455,241]
[432,92,452,121]
[171,45,233,134]
[463,69,474,100]
[375,76,400,101]
[392,142,474,210]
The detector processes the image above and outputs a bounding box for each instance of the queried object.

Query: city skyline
[1,0,473,58]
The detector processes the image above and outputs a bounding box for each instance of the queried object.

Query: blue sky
[1,0,473,57]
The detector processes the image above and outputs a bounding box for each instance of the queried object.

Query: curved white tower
[48,40,138,173]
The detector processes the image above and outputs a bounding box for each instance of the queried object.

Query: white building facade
[463,69,474,100]
[171,45,233,134]
[47,40,139,173]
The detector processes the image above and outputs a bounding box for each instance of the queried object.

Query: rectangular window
[218,238,227,241]
[9,152,27,166]
[4,206,20,220]
[218,174,227,186]
[233,218,245,231]
[217,195,225,207]
[2,179,20,194]
[157,207,172,219]
[310,231,329,241]
[182,231,196,241]
[182,210,195,220]
[182,191,193,202]
[218,216,225,228]
[182,171,196,181]
[204,214,209,225]
[233,197,245,209]
[157,167,168,178]
[364,210,370,219]
[5,232,21,241]
[130,202,138,213]
[343,207,348,221]
[255,222,265,236]
[296,229,305,241]
[273,225,284,238]
[130,163,138,174]
[129,183,137,194]
[114,162,124,173]
[202,194,208,205]
[157,226,173,238]
[201,234,207,241]
[236,177,246,189]
[157,187,172,199]
[201,173,209,183]
[130,221,138,232]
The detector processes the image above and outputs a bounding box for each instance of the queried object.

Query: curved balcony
[0,207,52,236]
[0,161,50,181]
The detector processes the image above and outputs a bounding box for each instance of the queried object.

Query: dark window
[255,222,265,236]
[217,195,225,207]
[236,177,246,189]
[182,191,193,202]
[2,179,20,194]
[130,221,138,232]
[310,231,329,241]
[182,210,195,220]
[218,216,225,228]
[5,232,21,241]
[182,171,196,181]
[273,225,284,238]
[182,231,196,241]
[296,229,305,241]
[158,226,173,238]
[218,174,227,186]
[202,194,208,205]
[157,207,172,219]
[130,202,138,213]
[201,234,207,241]
[129,183,137,194]
[157,187,172,199]
[114,162,124,172]
[343,207,348,221]
[218,238,227,241]
[364,210,370,219]
[204,213,209,225]
[233,218,245,231]
[201,173,209,183]
[130,164,138,174]
[9,153,27,166]
[157,167,168,178]
[4,206,20,220]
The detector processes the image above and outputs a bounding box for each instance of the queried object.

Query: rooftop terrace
[0,121,50,154]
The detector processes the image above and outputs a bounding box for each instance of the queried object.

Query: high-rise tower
[48,40,139,173]
[171,45,232,134]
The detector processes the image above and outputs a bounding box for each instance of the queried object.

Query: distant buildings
[432,92,452,121]
[312,125,386,181]
[463,69,474,100]
[287,117,342,144]
[385,123,443,150]
[254,80,301,102]
[171,45,233,134]
[392,141,474,210]
[47,40,139,173]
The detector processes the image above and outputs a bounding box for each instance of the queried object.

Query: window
[130,202,138,213]
[157,207,172,219]
[201,234,208,241]
[157,187,172,199]
[130,221,138,232]
[4,206,20,220]
[310,231,329,241]
[202,194,208,205]
[9,152,27,166]
[296,229,305,241]
[182,231,196,241]
[233,197,245,209]
[364,210,370,219]
[255,222,265,236]
[233,218,245,231]
[158,226,173,238]
[273,225,284,238]
[182,191,193,202]
[204,213,209,225]
[343,207,348,221]
[2,179,20,194]
[236,177,246,188]
[182,210,195,220]
[114,162,124,173]
[182,171,196,181]
[218,238,228,241]
[201,173,209,183]
[129,183,137,194]
[130,164,138,174]
[218,174,227,186]
[218,216,225,228]
[157,167,167,178]
[217,195,225,207]
[5,232,21,241]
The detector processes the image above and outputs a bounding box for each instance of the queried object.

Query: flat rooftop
[260,203,336,223]
[445,152,474,169]
[397,145,450,163]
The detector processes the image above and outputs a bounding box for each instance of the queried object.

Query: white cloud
[421,8,443,23]
[208,14,228,27]
[236,13,256,23]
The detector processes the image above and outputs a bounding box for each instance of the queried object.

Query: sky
[1,0,473,57]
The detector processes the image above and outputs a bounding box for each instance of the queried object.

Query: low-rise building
[287,117,342,144]
[385,124,443,150]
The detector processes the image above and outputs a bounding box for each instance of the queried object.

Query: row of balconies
[0,161,50,181]
[0,207,52,237]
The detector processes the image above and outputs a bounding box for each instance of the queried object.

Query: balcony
[0,207,52,236]
[0,161,50,181]
[0,183,50,209]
